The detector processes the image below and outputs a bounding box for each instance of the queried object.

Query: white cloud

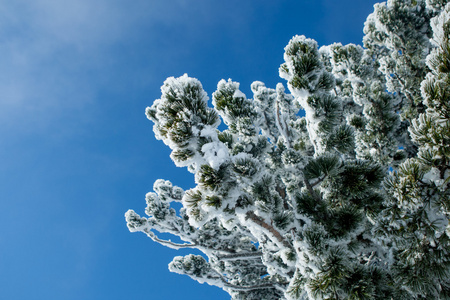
[0,0,187,132]
[0,0,271,134]
[0,1,114,128]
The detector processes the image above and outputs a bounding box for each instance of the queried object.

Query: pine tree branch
[144,223,241,255]
[246,211,292,249]
[275,99,292,148]
[304,179,321,202]
[310,175,326,188]
[262,110,277,141]
[276,184,287,200]
[394,72,416,105]
[216,251,263,261]
[223,281,279,292]
[212,269,281,292]
[197,244,239,255]
[142,225,240,256]
[144,229,197,250]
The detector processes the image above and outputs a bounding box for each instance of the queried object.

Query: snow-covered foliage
[126,1,450,299]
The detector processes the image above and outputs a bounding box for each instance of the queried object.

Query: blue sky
[1,1,378,299]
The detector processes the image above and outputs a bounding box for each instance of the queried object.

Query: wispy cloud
[0,0,190,132]
[0,0,283,134]
[0,1,114,128]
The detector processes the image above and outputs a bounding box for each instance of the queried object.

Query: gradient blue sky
[1,1,379,299]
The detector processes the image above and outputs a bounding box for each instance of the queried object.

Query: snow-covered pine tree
[126,1,450,299]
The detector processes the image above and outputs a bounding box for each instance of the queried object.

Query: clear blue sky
[1,1,378,299]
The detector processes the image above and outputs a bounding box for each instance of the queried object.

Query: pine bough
[126,1,450,299]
